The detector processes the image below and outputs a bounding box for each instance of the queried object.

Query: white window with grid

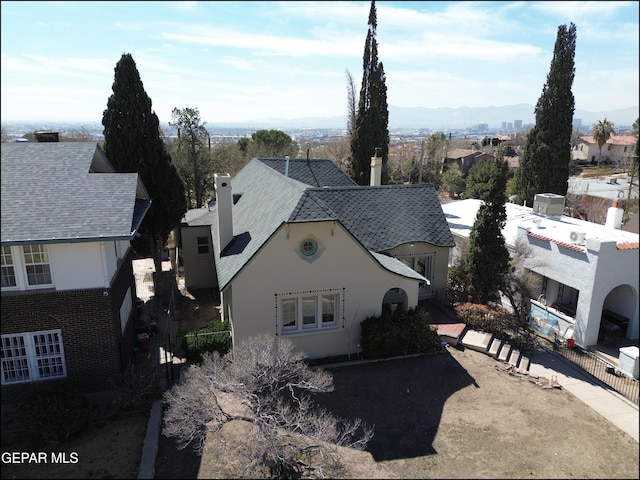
[1,330,66,385]
[23,244,52,287]
[1,245,55,291]
[279,291,341,335]
[1,246,17,289]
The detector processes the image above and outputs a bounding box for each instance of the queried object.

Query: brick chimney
[370,148,382,186]
[214,173,233,253]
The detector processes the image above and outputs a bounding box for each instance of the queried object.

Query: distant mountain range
[3,104,638,136]
[207,103,639,131]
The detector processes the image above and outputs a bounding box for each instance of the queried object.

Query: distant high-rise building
[514,119,523,130]
[501,121,507,130]
[507,123,513,131]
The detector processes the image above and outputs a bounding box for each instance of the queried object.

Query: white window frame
[23,244,53,287]
[1,246,17,289]
[196,236,210,255]
[1,245,54,291]
[1,329,67,385]
[279,291,341,335]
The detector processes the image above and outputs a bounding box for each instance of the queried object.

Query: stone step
[497,343,512,362]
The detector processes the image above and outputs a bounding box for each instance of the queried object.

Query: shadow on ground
[314,351,476,462]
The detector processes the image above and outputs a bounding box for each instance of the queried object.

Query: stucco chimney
[605,200,624,229]
[214,173,233,253]
[370,148,382,186]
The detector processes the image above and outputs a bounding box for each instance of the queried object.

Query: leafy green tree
[592,118,615,168]
[441,169,466,199]
[211,141,250,178]
[465,154,511,304]
[515,23,576,206]
[237,129,298,159]
[631,117,639,138]
[350,0,389,185]
[169,107,213,208]
[462,160,498,200]
[102,53,187,272]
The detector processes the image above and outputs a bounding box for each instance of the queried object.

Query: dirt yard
[157,290,640,479]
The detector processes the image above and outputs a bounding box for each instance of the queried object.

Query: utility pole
[623,153,638,221]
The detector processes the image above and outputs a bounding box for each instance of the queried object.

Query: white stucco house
[571,135,637,165]
[442,194,639,349]
[182,155,454,359]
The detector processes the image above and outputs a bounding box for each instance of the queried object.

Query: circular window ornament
[300,238,318,256]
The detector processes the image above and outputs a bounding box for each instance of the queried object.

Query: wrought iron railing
[545,338,639,405]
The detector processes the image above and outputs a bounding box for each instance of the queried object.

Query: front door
[399,255,433,300]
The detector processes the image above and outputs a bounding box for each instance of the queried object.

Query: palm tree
[592,118,615,168]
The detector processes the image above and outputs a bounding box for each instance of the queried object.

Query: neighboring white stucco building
[571,135,636,165]
[442,195,639,348]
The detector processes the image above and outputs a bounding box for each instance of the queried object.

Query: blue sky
[1,1,638,124]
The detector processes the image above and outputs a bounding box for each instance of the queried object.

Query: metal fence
[549,339,639,405]
[131,272,179,383]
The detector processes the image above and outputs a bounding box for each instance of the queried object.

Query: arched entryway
[382,288,409,318]
[599,284,637,344]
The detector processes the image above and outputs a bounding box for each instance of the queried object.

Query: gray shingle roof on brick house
[206,157,453,290]
[1,142,150,245]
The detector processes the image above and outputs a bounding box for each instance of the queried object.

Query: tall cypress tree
[102,53,187,272]
[350,0,389,185]
[465,152,511,305]
[515,23,576,206]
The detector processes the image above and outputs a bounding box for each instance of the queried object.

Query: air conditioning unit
[533,193,565,217]
[569,231,586,244]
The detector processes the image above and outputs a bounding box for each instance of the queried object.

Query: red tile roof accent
[528,231,639,252]
[527,231,586,252]
[617,242,639,250]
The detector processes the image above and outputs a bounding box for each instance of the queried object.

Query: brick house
[1,142,151,405]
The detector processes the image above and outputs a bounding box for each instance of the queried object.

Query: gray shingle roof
[205,158,453,290]
[1,142,148,245]
[213,160,309,289]
[289,184,455,250]
[257,158,356,187]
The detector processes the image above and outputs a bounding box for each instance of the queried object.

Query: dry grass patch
[1,411,148,479]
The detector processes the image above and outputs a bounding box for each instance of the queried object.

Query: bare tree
[162,334,373,478]
[501,239,546,324]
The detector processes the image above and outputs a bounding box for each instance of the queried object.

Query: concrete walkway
[529,348,639,443]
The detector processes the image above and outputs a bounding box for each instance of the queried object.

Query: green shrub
[183,320,231,364]
[360,308,440,359]
[17,385,95,443]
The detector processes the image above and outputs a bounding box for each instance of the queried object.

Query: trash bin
[566,338,575,348]
[618,346,639,379]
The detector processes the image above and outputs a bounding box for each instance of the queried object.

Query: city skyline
[1,1,638,124]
